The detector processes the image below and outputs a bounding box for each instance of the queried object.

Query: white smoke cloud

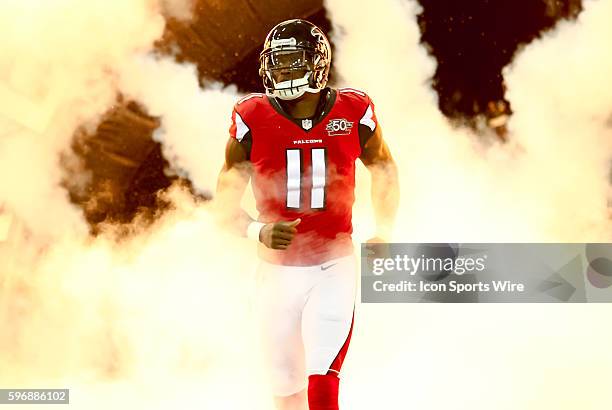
[504,0,612,241]
[326,0,612,409]
[0,0,265,407]
[0,188,268,408]
[116,54,237,194]
[326,0,522,243]
[0,0,166,240]
[329,0,612,243]
[160,0,195,21]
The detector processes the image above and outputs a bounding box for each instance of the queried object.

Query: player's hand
[259,218,301,250]
[365,236,391,262]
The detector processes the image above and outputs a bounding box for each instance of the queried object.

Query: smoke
[0,0,166,240]
[160,0,194,21]
[0,188,269,408]
[328,0,612,243]
[504,0,612,240]
[324,0,612,408]
[325,0,526,243]
[116,54,237,195]
[0,0,611,409]
[0,0,269,407]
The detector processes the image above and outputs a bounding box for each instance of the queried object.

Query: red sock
[307,373,339,410]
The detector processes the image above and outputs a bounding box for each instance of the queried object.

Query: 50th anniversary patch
[361,243,612,303]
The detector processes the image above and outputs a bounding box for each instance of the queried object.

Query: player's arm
[359,124,399,241]
[215,136,254,237]
[215,135,300,250]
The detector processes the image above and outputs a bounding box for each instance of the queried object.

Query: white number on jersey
[286,148,326,209]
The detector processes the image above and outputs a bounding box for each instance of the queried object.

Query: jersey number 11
[286,148,326,209]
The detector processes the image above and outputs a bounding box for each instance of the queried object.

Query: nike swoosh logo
[321,263,337,271]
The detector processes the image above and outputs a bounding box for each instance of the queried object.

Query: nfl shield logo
[302,119,313,130]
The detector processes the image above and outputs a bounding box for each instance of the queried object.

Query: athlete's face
[268,50,313,83]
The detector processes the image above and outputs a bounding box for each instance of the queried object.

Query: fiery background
[0,0,611,409]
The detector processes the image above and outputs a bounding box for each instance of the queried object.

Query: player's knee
[307,373,339,410]
[271,374,307,399]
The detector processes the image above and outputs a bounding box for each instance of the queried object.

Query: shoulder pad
[338,87,371,108]
[234,93,267,118]
[338,88,377,132]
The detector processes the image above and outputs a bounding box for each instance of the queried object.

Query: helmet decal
[311,27,325,43]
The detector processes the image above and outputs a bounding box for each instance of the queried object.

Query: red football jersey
[229,88,379,266]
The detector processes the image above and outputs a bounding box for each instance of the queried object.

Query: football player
[216,19,399,410]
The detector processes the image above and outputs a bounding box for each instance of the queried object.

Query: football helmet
[259,19,332,100]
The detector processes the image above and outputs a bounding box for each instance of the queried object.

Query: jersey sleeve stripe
[359,104,376,131]
[237,93,264,105]
[235,112,250,142]
[339,87,366,96]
